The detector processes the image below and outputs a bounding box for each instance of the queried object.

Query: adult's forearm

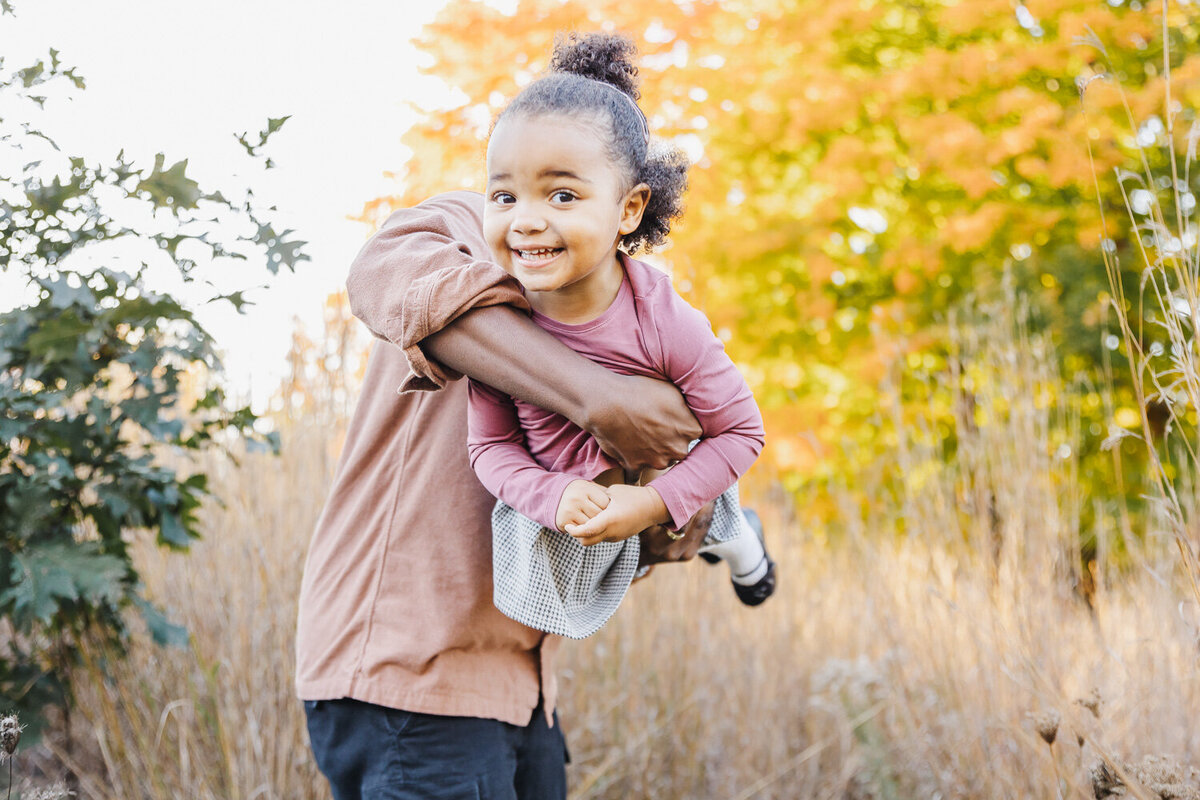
[426,304,701,471]
[423,305,604,426]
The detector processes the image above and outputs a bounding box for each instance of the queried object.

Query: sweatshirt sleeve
[345,191,530,392]
[466,379,580,532]
[642,282,765,530]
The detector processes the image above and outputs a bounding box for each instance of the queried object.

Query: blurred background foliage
[360,0,1200,546]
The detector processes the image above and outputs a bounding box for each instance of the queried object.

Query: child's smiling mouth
[513,247,564,267]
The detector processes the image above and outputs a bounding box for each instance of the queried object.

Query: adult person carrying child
[295,169,708,800]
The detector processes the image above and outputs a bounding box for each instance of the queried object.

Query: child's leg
[700,509,769,584]
[698,486,777,606]
[634,464,775,599]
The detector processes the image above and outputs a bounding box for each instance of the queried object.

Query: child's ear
[618,183,651,235]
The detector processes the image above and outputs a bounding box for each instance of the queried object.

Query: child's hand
[555,480,610,533]
[565,484,671,547]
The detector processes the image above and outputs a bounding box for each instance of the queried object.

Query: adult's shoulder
[377,191,485,231]
[367,191,488,258]
[414,191,484,225]
[420,190,485,215]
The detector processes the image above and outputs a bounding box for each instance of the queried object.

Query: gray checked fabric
[492,479,746,639]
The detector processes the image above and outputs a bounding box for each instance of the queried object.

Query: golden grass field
[42,306,1200,800]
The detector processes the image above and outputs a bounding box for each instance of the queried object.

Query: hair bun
[549,32,640,100]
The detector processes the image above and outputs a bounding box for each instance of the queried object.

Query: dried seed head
[1032,709,1060,746]
[0,715,20,755]
[1128,754,1200,800]
[1091,760,1124,799]
[1091,755,1200,800]
[1075,687,1102,719]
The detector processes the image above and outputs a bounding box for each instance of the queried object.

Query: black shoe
[733,557,776,607]
[732,507,776,607]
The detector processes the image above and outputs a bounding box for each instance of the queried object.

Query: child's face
[483,112,648,299]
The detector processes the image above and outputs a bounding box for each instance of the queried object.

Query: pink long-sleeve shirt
[467,254,765,532]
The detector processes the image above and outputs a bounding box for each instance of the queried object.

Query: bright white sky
[0,0,459,409]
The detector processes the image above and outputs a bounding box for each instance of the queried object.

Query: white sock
[700,512,768,585]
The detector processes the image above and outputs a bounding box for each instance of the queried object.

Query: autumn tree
[362,0,1199,512]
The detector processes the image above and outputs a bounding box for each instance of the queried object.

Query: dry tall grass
[50,301,1199,800]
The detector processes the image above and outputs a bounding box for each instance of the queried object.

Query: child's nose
[511,203,547,234]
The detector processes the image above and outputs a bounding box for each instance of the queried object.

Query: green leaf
[235,115,292,158]
[134,597,189,647]
[24,312,93,363]
[159,511,192,548]
[249,222,309,274]
[211,289,254,311]
[18,61,44,88]
[135,154,201,212]
[3,543,127,628]
[265,115,291,137]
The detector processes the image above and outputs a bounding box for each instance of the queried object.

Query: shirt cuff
[395,263,529,393]
[647,472,724,531]
[540,471,584,532]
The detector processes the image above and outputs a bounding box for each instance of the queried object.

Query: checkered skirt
[492,481,744,639]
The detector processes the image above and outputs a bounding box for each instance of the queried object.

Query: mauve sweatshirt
[467,254,765,532]
[294,192,561,726]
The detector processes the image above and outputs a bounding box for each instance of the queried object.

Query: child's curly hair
[496,32,689,254]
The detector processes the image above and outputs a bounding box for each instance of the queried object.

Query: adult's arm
[427,307,700,470]
[345,191,527,391]
[346,192,700,470]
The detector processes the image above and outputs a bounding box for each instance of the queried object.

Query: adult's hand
[636,500,713,568]
[584,373,701,472]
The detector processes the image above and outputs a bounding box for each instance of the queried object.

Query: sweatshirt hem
[296,676,543,728]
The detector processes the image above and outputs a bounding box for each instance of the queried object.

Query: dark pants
[304,698,569,800]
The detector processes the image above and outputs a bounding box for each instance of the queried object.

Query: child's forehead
[494,109,606,138]
[487,113,614,175]
[489,112,612,152]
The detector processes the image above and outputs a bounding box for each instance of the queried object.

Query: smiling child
[467,33,776,638]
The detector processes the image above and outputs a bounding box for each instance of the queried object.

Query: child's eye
[491,191,516,205]
[550,190,577,203]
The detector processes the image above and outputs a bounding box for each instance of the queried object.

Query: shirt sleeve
[642,283,765,530]
[345,191,530,392]
[467,379,580,532]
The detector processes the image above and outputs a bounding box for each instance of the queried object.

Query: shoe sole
[733,557,776,607]
[733,508,774,606]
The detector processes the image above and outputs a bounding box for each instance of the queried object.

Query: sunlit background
[7,1,1200,798]
[0,0,454,408]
